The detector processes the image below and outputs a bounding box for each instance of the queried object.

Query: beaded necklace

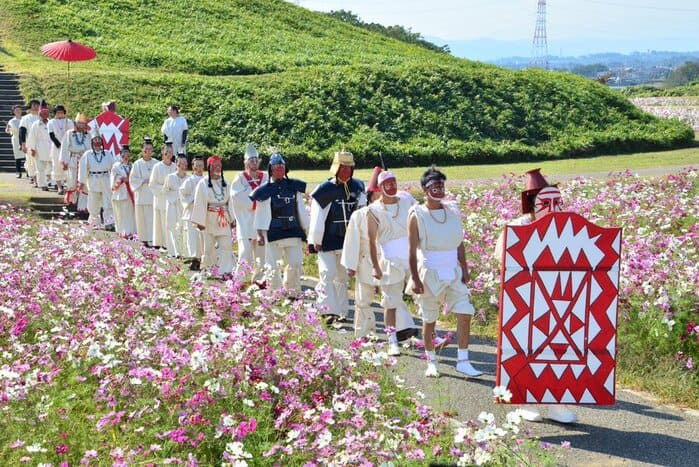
[428,204,447,224]
[211,179,225,202]
[94,150,106,164]
[73,131,87,146]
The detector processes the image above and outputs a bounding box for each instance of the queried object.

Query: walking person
[367,170,419,355]
[27,101,52,191]
[230,144,268,284]
[110,145,136,237]
[308,150,366,323]
[407,166,482,378]
[190,156,235,278]
[180,156,205,270]
[60,113,90,212]
[19,99,40,186]
[149,142,176,251]
[130,137,158,247]
[494,168,578,424]
[5,104,25,178]
[78,127,116,229]
[48,105,73,195]
[163,153,189,258]
[250,152,308,295]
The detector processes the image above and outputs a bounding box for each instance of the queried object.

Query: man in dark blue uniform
[250,153,309,294]
[308,151,366,323]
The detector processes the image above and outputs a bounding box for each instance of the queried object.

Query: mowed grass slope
[0,0,694,168]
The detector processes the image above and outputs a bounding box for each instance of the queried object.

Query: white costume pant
[113,199,136,236]
[166,222,186,258]
[185,223,203,259]
[316,250,349,318]
[265,236,304,292]
[237,237,265,282]
[87,189,113,227]
[36,159,51,187]
[355,280,376,338]
[152,206,167,248]
[135,204,154,244]
[52,154,66,183]
[25,155,37,177]
[202,231,234,275]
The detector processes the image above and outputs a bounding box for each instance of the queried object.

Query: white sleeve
[341,213,361,271]
[296,193,309,232]
[78,153,89,184]
[308,198,330,245]
[180,177,195,207]
[148,164,164,195]
[27,122,37,150]
[357,191,367,208]
[253,198,271,231]
[129,161,145,191]
[190,180,208,226]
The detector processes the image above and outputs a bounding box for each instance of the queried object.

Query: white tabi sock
[457,348,469,361]
[426,350,436,362]
[388,333,398,345]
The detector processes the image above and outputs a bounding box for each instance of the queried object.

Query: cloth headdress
[244,143,259,161]
[366,166,382,193]
[74,113,88,124]
[377,171,395,186]
[207,155,222,168]
[330,150,354,175]
[89,126,101,140]
[522,168,550,214]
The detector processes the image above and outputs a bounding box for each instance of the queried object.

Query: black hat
[165,141,173,147]
[53,105,66,113]
[142,136,153,145]
[121,144,130,151]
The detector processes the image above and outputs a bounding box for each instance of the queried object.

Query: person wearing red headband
[494,169,577,424]
[149,142,177,252]
[27,100,53,191]
[130,137,158,247]
[190,155,235,278]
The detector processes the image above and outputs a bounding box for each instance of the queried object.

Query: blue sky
[295,0,699,59]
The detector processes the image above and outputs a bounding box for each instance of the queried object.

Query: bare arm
[367,210,382,279]
[457,242,470,285]
[407,212,423,294]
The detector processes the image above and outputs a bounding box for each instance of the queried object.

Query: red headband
[207,156,221,167]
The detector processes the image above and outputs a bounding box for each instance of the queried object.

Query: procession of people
[6,98,611,420]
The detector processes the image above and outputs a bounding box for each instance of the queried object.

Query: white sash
[380,236,409,261]
[420,250,458,281]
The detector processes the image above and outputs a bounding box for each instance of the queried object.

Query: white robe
[111,161,136,236]
[163,172,188,257]
[160,116,188,155]
[149,160,176,247]
[78,149,116,226]
[179,173,204,258]
[190,178,235,274]
[19,114,39,177]
[47,118,73,181]
[60,129,90,209]
[129,158,158,243]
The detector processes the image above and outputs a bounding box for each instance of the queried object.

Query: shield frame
[496,212,622,405]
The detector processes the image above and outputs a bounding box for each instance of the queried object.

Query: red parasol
[40,39,96,111]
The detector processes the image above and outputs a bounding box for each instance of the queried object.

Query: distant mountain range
[429,36,699,68]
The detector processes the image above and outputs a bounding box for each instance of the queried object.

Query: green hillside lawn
[622,79,699,98]
[0,0,694,168]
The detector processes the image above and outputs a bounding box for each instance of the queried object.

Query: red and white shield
[496,212,621,405]
[88,111,130,156]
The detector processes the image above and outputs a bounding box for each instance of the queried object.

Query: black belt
[89,171,109,175]
[275,215,295,222]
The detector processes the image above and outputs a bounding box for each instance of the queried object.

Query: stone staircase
[0,65,23,172]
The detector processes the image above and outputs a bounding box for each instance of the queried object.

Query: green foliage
[665,61,699,88]
[1,0,694,167]
[325,9,449,54]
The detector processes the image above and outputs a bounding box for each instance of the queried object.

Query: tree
[665,61,699,87]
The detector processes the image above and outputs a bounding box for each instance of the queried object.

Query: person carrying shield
[78,126,116,229]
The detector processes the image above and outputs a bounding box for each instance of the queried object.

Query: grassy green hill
[623,80,699,98]
[0,0,694,168]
